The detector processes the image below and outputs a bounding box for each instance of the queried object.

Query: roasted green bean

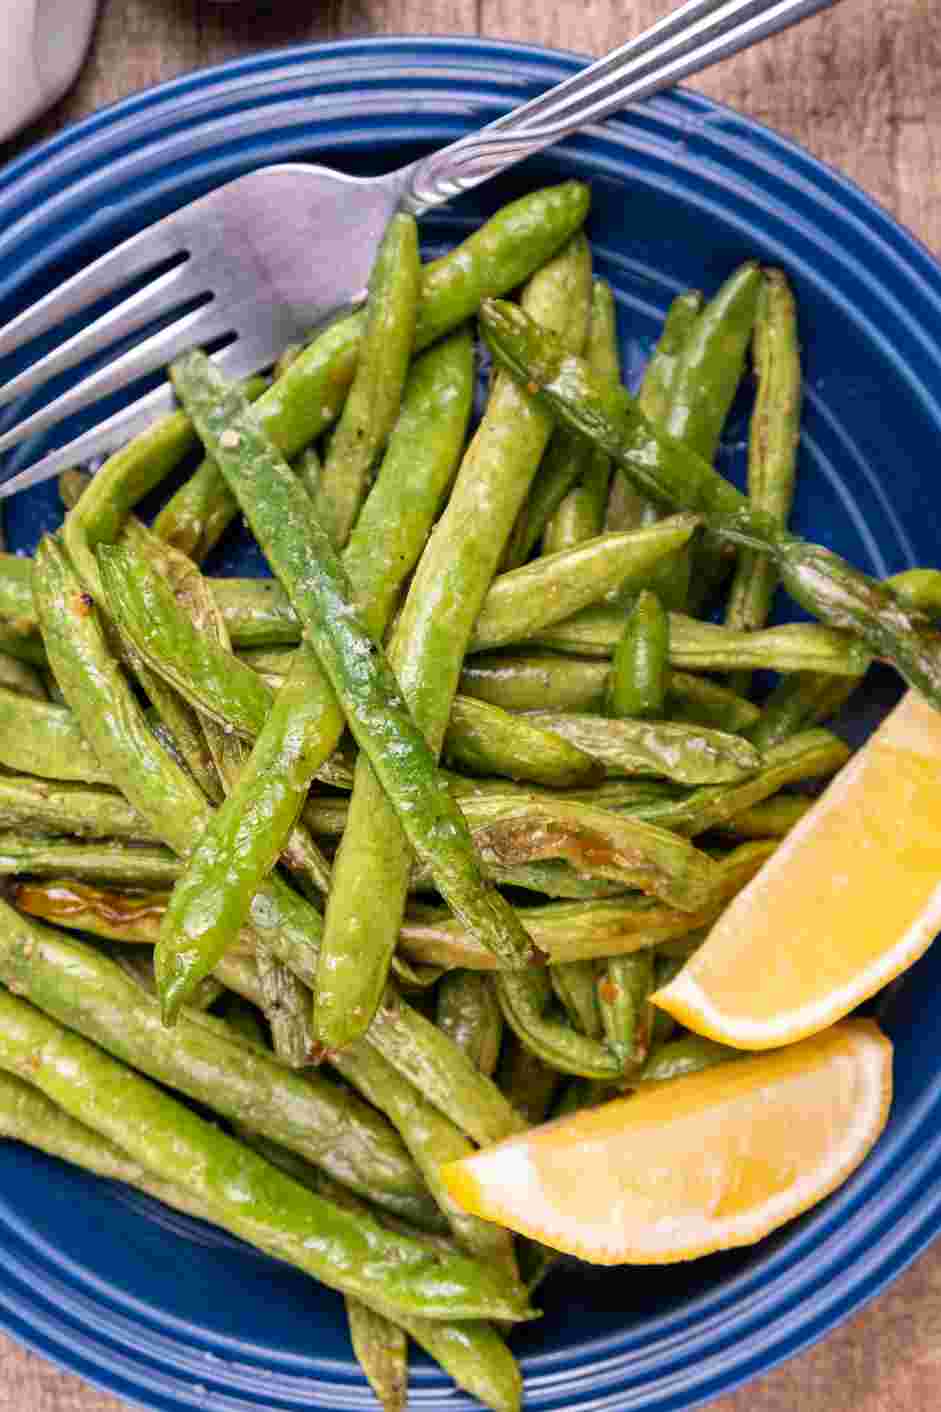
[314,214,419,547]
[522,711,762,785]
[606,590,669,719]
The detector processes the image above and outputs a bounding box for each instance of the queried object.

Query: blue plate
[1,36,941,1412]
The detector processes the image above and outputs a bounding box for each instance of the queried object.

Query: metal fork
[0,0,842,498]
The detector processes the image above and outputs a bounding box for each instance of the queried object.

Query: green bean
[0,553,37,636]
[401,841,773,970]
[542,480,603,554]
[550,961,603,1038]
[444,695,602,788]
[109,944,224,1014]
[100,535,352,794]
[666,263,764,608]
[322,775,702,834]
[636,291,705,428]
[717,518,941,706]
[1,1068,520,1412]
[470,515,699,653]
[458,654,760,731]
[315,238,593,1050]
[172,353,537,1001]
[529,602,872,675]
[0,625,46,668]
[606,590,669,719]
[597,950,654,1071]
[724,269,801,690]
[496,966,620,1080]
[749,672,838,751]
[148,536,321,1059]
[628,728,849,836]
[504,277,617,567]
[314,216,419,547]
[416,182,591,346]
[324,1035,520,1282]
[522,711,761,785]
[35,516,527,1148]
[8,878,167,943]
[214,944,522,1156]
[436,971,503,1077]
[0,774,151,840]
[293,442,323,502]
[483,297,941,708]
[35,535,218,855]
[711,793,812,839]
[665,671,762,733]
[275,1165,523,1412]
[637,1033,741,1082]
[496,1033,559,1125]
[206,577,299,647]
[0,982,531,1324]
[604,290,703,533]
[0,1064,223,1223]
[502,427,595,569]
[363,992,525,1147]
[155,181,591,558]
[62,412,200,603]
[649,952,684,1048]
[887,568,941,616]
[666,263,764,460]
[346,1300,409,1412]
[0,653,46,701]
[0,908,453,1224]
[57,467,91,509]
[442,792,718,909]
[0,835,182,885]
[541,279,619,552]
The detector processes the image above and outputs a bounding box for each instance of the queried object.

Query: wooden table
[1,0,940,1408]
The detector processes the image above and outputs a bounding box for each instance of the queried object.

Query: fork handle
[395,0,843,213]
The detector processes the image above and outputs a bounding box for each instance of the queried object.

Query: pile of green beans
[0,183,930,1412]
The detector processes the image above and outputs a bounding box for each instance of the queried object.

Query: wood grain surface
[1,0,940,1408]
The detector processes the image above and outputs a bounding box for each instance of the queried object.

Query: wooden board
[0,1,939,1408]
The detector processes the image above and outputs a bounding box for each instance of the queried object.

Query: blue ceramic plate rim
[0,34,940,1412]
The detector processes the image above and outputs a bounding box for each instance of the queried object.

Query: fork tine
[0,341,261,501]
[0,223,185,364]
[0,303,237,459]
[0,263,206,413]
[0,383,179,499]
